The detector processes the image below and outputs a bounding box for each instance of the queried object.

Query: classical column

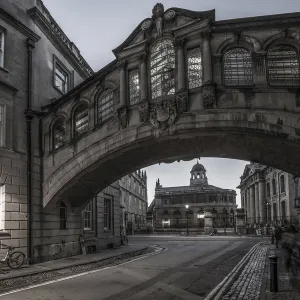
[174,38,186,92]
[118,60,127,107]
[140,53,148,102]
[247,188,251,223]
[250,185,256,224]
[259,180,266,224]
[201,29,213,83]
[255,182,260,223]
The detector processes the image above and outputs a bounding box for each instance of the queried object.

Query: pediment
[112,4,215,57]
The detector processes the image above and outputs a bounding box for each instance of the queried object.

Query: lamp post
[185,204,189,236]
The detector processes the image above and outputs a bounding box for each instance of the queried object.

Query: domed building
[150,161,237,234]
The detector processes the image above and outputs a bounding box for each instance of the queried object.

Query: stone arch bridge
[41,4,300,210]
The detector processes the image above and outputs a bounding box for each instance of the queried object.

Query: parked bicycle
[0,243,25,269]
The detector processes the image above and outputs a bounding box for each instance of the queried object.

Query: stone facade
[119,170,148,235]
[238,163,299,226]
[149,161,237,234]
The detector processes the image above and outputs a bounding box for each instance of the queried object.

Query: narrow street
[0,236,264,300]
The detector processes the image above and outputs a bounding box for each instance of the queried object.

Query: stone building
[119,170,148,234]
[150,161,237,233]
[238,163,298,226]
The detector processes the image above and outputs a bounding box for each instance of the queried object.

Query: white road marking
[0,247,164,297]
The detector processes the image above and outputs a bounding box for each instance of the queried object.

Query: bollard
[269,255,278,292]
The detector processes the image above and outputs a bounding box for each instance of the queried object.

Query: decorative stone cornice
[27,0,93,78]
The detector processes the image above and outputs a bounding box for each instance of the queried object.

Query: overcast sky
[42,0,300,207]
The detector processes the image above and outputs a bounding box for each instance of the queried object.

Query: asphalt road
[0,236,265,300]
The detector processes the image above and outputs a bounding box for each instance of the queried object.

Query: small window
[223,47,253,86]
[187,47,202,89]
[280,175,285,193]
[272,178,276,195]
[266,182,271,198]
[53,119,66,150]
[97,89,114,123]
[104,198,111,230]
[129,69,140,105]
[0,30,5,68]
[60,202,67,229]
[84,201,93,230]
[267,45,300,87]
[54,62,69,94]
[74,104,89,136]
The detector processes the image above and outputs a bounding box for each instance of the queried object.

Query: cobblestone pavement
[221,242,269,300]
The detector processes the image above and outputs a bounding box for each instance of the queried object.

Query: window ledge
[0,67,9,74]
[53,85,66,96]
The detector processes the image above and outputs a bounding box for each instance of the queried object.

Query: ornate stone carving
[152,3,164,37]
[176,91,189,113]
[117,60,126,70]
[202,81,217,109]
[149,100,177,132]
[200,28,212,40]
[164,9,176,20]
[139,103,149,123]
[117,106,128,129]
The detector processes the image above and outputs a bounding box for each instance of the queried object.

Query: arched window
[223,47,253,86]
[97,89,114,123]
[60,202,67,229]
[280,175,285,193]
[272,178,276,195]
[267,44,300,86]
[150,38,175,99]
[187,47,202,89]
[53,119,66,150]
[266,182,271,198]
[74,103,89,136]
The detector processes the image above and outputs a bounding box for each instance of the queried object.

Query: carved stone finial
[152,3,164,19]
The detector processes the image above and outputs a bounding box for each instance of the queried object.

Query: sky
[42,0,300,207]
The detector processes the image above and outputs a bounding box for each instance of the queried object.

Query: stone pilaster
[173,38,186,92]
[118,60,127,106]
[250,185,255,223]
[139,53,148,102]
[201,29,213,83]
[258,180,266,224]
[255,183,260,223]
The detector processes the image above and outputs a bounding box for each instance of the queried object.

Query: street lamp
[185,204,189,236]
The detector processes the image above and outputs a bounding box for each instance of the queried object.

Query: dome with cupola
[190,160,208,185]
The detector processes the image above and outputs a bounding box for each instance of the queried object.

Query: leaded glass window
[53,119,66,150]
[129,69,140,105]
[267,45,300,86]
[223,47,253,86]
[150,38,175,99]
[74,104,89,136]
[97,89,114,123]
[187,47,202,89]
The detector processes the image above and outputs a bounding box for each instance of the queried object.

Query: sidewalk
[263,244,300,300]
[0,244,154,293]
